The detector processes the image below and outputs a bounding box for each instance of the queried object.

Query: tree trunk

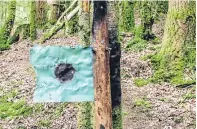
[77,1,94,129]
[47,0,59,24]
[140,1,155,40]
[78,0,90,46]
[0,0,16,50]
[30,0,37,41]
[152,1,196,84]
[93,1,112,129]
[119,1,134,32]
[36,0,47,28]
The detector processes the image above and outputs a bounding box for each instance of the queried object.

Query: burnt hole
[54,63,75,83]
[100,124,105,129]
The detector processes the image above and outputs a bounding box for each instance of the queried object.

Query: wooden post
[92,1,113,129]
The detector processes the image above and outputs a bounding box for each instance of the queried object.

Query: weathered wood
[92,1,112,129]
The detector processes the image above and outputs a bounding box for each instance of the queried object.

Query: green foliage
[0,43,10,51]
[119,1,135,32]
[134,78,150,87]
[183,92,196,100]
[126,37,147,52]
[65,15,79,35]
[135,98,152,108]
[112,106,123,129]
[0,90,33,119]
[77,102,93,129]
[30,1,37,41]
[38,119,51,127]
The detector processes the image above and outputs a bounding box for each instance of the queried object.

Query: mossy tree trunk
[0,0,16,50]
[152,1,196,84]
[119,1,134,32]
[30,0,37,41]
[108,1,122,129]
[36,0,47,29]
[77,1,94,129]
[140,1,155,40]
[78,0,90,46]
[47,0,59,25]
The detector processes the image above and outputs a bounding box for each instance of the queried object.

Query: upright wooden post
[92,1,112,129]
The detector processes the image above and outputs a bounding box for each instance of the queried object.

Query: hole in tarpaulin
[54,63,75,83]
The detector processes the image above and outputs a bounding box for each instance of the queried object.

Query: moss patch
[135,98,152,108]
[134,78,150,87]
[0,90,33,119]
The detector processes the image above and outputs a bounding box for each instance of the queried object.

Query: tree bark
[47,0,59,24]
[0,0,16,44]
[78,0,90,46]
[140,1,155,40]
[30,0,37,41]
[152,1,196,84]
[93,1,112,129]
[36,0,47,28]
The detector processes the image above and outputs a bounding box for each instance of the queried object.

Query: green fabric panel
[30,45,94,102]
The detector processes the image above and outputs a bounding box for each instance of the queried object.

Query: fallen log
[38,5,80,43]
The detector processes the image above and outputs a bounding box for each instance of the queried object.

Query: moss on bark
[30,1,37,41]
[0,0,16,50]
[78,1,90,46]
[151,1,196,85]
[139,1,155,40]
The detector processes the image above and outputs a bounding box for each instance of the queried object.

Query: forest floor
[0,31,196,128]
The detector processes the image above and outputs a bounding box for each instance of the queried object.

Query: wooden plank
[92,1,113,129]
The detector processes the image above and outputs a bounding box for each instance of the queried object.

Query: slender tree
[139,1,155,40]
[78,0,91,46]
[36,0,47,28]
[30,0,37,40]
[152,1,196,84]
[47,0,59,24]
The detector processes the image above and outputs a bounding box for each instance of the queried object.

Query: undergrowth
[0,90,33,119]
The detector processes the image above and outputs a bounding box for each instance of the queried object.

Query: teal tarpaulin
[30,45,94,102]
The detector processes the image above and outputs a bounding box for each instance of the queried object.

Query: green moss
[134,78,150,87]
[0,0,16,50]
[126,37,147,52]
[0,89,33,119]
[54,102,68,118]
[30,1,37,41]
[112,106,123,129]
[77,102,93,129]
[38,119,51,127]
[119,1,135,32]
[0,43,10,51]
[135,98,152,108]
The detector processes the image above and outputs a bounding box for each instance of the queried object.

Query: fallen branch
[38,6,80,43]
[57,0,78,23]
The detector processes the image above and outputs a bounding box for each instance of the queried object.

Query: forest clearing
[0,1,196,129]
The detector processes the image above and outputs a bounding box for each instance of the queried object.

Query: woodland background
[0,0,196,129]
